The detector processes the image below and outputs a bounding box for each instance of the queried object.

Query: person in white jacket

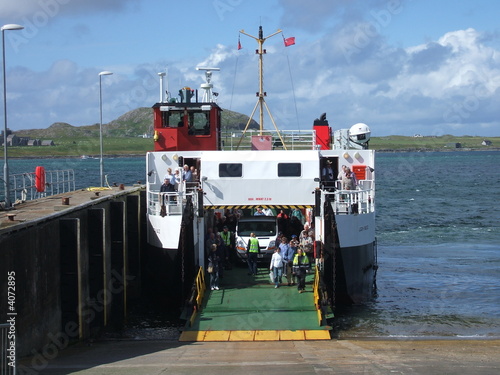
[270,247,283,288]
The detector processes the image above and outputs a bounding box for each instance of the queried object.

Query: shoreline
[4,148,500,159]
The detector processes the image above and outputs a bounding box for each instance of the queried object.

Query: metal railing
[147,181,200,217]
[327,180,375,215]
[221,129,316,150]
[1,169,75,204]
[1,323,15,375]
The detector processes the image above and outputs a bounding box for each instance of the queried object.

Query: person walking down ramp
[270,247,283,288]
[293,247,310,293]
[247,232,260,276]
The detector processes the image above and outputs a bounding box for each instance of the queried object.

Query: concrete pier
[17,338,500,374]
[0,186,146,358]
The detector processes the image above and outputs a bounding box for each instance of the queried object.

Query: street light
[98,70,113,187]
[2,23,24,209]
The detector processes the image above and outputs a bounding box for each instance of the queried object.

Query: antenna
[157,72,166,103]
[237,26,287,149]
[196,67,220,102]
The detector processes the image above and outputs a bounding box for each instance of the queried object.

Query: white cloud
[0,0,140,19]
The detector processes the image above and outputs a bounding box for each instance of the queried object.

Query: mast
[238,26,286,149]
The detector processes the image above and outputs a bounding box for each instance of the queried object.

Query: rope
[285,53,301,131]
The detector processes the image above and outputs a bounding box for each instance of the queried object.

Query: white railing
[221,129,316,150]
[148,181,200,217]
[1,169,75,203]
[327,180,375,215]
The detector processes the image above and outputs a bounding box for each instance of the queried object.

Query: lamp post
[2,23,24,209]
[98,70,113,187]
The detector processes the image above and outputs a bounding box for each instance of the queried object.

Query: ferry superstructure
[145,27,377,308]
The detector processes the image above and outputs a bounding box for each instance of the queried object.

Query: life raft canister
[35,166,45,192]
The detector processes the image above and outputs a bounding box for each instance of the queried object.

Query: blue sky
[1,0,499,136]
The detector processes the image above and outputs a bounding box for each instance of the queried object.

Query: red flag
[238,36,242,50]
[284,36,295,47]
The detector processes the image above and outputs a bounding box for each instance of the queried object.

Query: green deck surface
[185,263,326,332]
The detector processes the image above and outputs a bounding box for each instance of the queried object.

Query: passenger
[337,165,347,180]
[183,164,193,182]
[161,172,175,204]
[289,234,299,285]
[342,167,357,190]
[322,159,335,189]
[173,169,181,191]
[299,223,310,243]
[290,207,304,225]
[215,232,226,279]
[280,236,295,286]
[160,177,173,192]
[220,225,234,269]
[164,168,174,184]
[269,247,283,288]
[277,209,289,219]
[293,247,310,293]
[205,232,217,255]
[190,166,198,181]
[254,207,265,216]
[207,244,220,291]
[301,231,314,257]
[337,165,347,190]
[247,232,260,276]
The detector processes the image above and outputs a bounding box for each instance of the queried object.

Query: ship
[144,27,377,312]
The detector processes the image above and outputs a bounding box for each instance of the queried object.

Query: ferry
[145,27,377,309]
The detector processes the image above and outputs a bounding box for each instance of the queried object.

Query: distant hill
[14,107,259,138]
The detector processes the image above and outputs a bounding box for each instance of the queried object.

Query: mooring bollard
[62,197,70,205]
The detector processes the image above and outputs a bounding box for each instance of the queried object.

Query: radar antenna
[196,67,220,103]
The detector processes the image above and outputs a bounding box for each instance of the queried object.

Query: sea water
[6,151,500,338]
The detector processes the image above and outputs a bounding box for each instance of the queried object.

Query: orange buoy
[35,166,45,192]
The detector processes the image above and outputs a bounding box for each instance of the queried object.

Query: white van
[234,216,278,262]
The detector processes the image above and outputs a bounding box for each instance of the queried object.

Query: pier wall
[0,188,146,358]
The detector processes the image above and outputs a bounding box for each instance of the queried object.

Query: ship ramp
[179,264,332,341]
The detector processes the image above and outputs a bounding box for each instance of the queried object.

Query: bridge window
[219,163,242,177]
[162,111,183,128]
[188,112,210,135]
[278,163,301,177]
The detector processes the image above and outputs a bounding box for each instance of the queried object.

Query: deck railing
[327,179,375,215]
[147,181,200,217]
[221,129,317,151]
[1,169,75,204]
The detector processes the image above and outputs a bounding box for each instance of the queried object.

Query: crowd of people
[205,207,316,293]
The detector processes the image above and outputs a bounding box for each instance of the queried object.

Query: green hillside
[4,106,498,157]
[14,107,259,139]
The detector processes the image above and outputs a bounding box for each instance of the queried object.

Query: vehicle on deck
[234,216,278,262]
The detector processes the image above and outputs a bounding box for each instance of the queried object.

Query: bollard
[62,197,70,205]
[119,184,125,190]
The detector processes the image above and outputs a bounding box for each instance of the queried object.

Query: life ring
[35,166,45,192]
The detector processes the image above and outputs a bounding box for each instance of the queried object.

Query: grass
[4,137,154,158]
[2,135,498,158]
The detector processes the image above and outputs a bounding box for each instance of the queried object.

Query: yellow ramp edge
[280,330,306,341]
[179,330,331,342]
[229,330,256,341]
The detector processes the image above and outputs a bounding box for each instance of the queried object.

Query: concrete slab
[17,339,500,375]
[0,185,143,233]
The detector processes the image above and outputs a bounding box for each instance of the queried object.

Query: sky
[1,0,499,137]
